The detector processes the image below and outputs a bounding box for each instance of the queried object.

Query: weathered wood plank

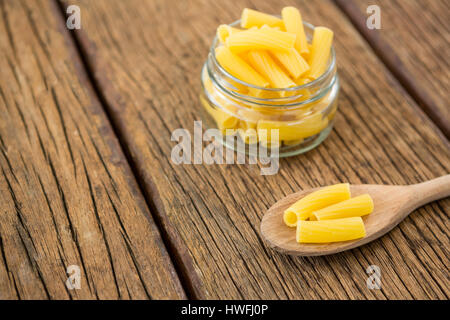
[69,0,450,299]
[335,0,450,139]
[0,0,185,299]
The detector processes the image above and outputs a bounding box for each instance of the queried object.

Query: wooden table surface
[0,0,448,299]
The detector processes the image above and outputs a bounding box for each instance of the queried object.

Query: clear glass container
[200,20,339,158]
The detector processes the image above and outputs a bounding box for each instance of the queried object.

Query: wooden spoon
[261,175,450,256]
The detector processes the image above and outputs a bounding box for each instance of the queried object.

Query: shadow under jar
[200,21,339,158]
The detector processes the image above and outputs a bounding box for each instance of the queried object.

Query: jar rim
[209,19,336,92]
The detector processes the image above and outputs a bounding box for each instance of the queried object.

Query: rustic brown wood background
[0,0,448,299]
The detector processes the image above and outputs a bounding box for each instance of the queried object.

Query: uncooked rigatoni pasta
[297,217,366,243]
[200,6,339,156]
[312,194,374,220]
[283,183,351,226]
[226,28,296,53]
[200,96,238,133]
[271,48,310,79]
[307,27,334,80]
[217,24,241,44]
[247,51,296,89]
[241,8,284,29]
[280,183,375,244]
[281,6,309,56]
[215,46,269,88]
[257,113,328,143]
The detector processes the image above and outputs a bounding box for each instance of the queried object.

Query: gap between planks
[54,0,197,299]
[334,0,450,140]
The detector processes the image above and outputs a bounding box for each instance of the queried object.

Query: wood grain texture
[261,176,450,256]
[0,0,185,299]
[335,0,450,139]
[67,0,449,299]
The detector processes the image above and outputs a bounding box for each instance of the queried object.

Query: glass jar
[199,20,339,158]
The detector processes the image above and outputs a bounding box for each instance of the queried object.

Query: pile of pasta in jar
[200,7,339,157]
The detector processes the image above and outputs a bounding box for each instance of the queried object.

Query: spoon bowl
[260,175,450,256]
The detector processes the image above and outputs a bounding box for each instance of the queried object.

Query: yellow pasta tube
[307,27,333,80]
[217,25,242,44]
[312,194,374,220]
[301,43,314,60]
[283,183,351,227]
[205,58,248,93]
[200,96,239,133]
[226,28,296,53]
[257,112,328,143]
[239,119,257,130]
[281,6,309,56]
[217,108,239,130]
[247,51,296,89]
[271,48,310,79]
[241,8,284,29]
[215,46,269,90]
[296,217,366,243]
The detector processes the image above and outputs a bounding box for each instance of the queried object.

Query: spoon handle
[411,174,450,207]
